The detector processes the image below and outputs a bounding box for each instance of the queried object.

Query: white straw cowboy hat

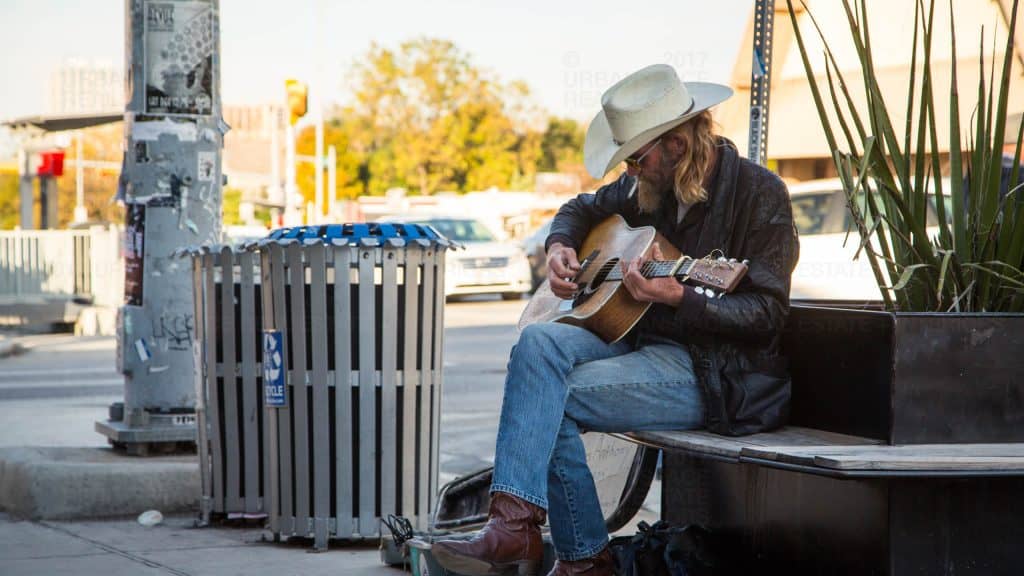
[584,64,733,178]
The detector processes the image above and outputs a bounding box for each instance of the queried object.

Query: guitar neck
[602,258,693,282]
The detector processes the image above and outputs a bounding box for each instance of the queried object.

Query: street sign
[263,330,286,407]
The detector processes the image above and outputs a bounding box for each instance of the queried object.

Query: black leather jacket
[546,139,800,435]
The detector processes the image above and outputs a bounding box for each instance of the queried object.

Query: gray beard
[636,176,671,215]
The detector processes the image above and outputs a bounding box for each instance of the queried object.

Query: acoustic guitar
[518,214,748,343]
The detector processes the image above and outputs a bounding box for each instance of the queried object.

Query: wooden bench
[610,304,1024,575]
[616,426,1024,575]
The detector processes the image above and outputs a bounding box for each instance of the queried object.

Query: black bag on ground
[609,520,717,576]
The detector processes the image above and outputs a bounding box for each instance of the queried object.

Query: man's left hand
[621,242,685,306]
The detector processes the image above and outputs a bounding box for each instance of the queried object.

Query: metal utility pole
[327,144,336,217]
[748,0,776,166]
[97,0,225,454]
[17,149,33,228]
[73,131,87,224]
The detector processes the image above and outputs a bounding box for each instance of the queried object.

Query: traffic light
[285,79,308,126]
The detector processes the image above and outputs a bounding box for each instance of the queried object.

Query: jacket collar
[694,137,741,259]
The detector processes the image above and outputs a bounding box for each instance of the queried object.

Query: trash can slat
[332,245,354,539]
[203,253,224,513]
[239,250,260,515]
[286,243,310,534]
[357,247,377,537]
[259,247,281,532]
[220,247,242,512]
[270,245,294,535]
[380,247,399,522]
[430,248,445,514]
[401,249,421,523]
[308,243,330,549]
[418,247,435,529]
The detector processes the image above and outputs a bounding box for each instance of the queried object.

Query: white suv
[788,178,946,301]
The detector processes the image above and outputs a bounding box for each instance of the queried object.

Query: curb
[0,447,199,520]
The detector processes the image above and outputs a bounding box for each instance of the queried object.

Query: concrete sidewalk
[0,512,400,576]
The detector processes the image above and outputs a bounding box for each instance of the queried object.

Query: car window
[841,191,944,230]
[791,191,845,235]
[423,219,497,242]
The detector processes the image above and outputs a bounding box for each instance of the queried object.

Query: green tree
[0,174,19,229]
[295,117,366,205]
[328,38,543,195]
[539,117,584,172]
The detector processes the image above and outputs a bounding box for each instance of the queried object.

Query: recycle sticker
[262,330,286,407]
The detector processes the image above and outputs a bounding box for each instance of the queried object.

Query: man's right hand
[547,243,581,299]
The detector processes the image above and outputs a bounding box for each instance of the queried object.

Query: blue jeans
[490,322,705,561]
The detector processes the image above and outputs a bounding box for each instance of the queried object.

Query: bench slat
[623,427,1024,473]
[620,426,879,460]
[743,443,1024,471]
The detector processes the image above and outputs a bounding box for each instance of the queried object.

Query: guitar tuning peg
[694,286,705,295]
[717,256,727,262]
[742,259,750,265]
[728,258,737,263]
[704,288,716,299]
[717,291,726,299]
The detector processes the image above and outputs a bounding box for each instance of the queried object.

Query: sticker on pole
[263,330,286,407]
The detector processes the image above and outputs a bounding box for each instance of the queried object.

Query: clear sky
[0,0,752,121]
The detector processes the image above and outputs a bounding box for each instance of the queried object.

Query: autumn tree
[298,38,545,198]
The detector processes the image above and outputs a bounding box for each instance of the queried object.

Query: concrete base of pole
[0,447,198,520]
[95,409,197,456]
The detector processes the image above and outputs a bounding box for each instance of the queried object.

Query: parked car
[383,215,533,300]
[788,177,948,301]
[522,219,552,292]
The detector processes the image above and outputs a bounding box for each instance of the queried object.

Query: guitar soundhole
[583,258,619,294]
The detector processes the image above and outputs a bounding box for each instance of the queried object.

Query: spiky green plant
[787,0,1024,311]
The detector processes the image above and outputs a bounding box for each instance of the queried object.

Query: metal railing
[0,227,124,308]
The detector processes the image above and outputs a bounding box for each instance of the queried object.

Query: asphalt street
[0,297,526,480]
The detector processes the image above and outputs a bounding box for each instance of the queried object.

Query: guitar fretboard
[600,258,694,282]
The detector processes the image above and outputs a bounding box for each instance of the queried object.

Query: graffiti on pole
[144,0,214,116]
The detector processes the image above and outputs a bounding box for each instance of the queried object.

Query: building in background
[48,59,123,115]
[222,103,283,201]
[715,0,1024,182]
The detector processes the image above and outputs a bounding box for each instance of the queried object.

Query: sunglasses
[623,138,661,170]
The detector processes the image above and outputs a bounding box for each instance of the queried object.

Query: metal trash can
[256,223,451,549]
[185,244,270,523]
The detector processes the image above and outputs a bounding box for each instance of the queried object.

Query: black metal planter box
[782,302,1024,444]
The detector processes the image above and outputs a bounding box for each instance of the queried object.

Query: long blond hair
[668,110,717,204]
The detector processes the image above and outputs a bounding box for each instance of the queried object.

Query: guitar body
[518,214,680,343]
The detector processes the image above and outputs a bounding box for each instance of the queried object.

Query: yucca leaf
[904,0,922,169]
[948,0,967,259]
[936,249,953,307]
[891,263,933,291]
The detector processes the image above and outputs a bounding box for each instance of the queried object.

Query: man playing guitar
[433,64,800,576]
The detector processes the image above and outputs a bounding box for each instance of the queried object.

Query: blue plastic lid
[264,222,451,247]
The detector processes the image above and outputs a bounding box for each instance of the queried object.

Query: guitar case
[381,434,659,574]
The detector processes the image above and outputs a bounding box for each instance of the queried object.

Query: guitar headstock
[682,257,748,296]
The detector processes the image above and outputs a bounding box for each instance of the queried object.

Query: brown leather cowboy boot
[431,492,546,576]
[546,546,614,576]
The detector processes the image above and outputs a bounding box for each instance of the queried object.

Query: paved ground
[0,296,660,575]
[0,512,394,576]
